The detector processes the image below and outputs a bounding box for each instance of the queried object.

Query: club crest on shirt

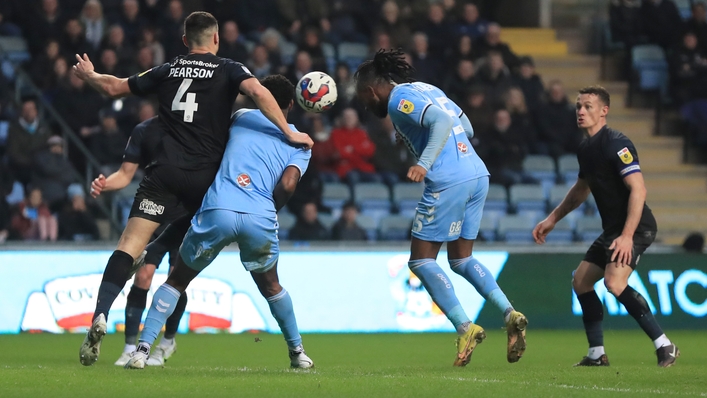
[457,142,468,153]
[617,147,633,164]
[237,173,251,188]
[397,99,414,114]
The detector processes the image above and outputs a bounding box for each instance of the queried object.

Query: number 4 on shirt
[172,78,199,123]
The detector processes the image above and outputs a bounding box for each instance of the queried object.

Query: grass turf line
[0,330,705,398]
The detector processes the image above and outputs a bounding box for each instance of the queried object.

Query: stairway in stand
[502,29,707,245]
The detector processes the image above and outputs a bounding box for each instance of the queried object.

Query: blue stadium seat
[544,218,574,244]
[509,184,547,218]
[277,212,296,240]
[484,184,508,214]
[674,0,692,19]
[522,155,557,194]
[392,182,423,217]
[318,213,336,231]
[322,183,350,213]
[112,182,140,227]
[338,42,369,71]
[629,44,668,106]
[575,216,603,243]
[379,215,412,241]
[498,215,535,243]
[354,183,391,221]
[478,213,498,242]
[0,37,31,64]
[549,184,571,208]
[356,214,379,241]
[558,154,579,184]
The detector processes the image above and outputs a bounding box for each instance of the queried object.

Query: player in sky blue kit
[355,50,527,366]
[124,75,313,369]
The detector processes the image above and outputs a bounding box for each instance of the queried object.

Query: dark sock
[124,286,148,345]
[617,286,664,340]
[164,292,187,339]
[577,291,604,348]
[93,250,134,321]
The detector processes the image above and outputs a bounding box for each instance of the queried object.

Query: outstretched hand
[73,53,95,80]
[289,131,314,150]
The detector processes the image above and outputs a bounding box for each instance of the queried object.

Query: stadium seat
[598,19,625,80]
[318,213,336,231]
[0,36,31,64]
[523,155,556,186]
[321,43,337,73]
[478,213,498,242]
[549,184,571,208]
[392,182,423,217]
[322,183,351,212]
[674,0,692,19]
[379,215,412,241]
[558,154,579,184]
[575,216,603,243]
[279,40,298,66]
[628,44,668,107]
[112,182,140,226]
[355,214,378,241]
[509,184,547,218]
[497,215,535,243]
[353,183,391,221]
[277,212,296,240]
[543,218,574,244]
[338,42,369,71]
[484,183,508,215]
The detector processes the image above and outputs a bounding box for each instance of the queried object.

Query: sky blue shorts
[180,209,279,273]
[412,176,489,242]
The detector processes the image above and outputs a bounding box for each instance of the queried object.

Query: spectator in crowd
[326,0,369,44]
[260,28,285,74]
[218,21,249,62]
[103,25,135,73]
[536,80,582,157]
[410,32,443,86]
[421,3,454,59]
[276,0,330,41]
[248,45,274,79]
[286,51,315,85]
[512,56,545,112]
[456,2,489,39]
[289,202,330,241]
[298,26,329,73]
[477,51,513,106]
[331,201,367,241]
[686,2,707,51]
[609,0,645,48]
[310,114,340,183]
[477,108,536,187]
[53,73,105,141]
[118,0,147,44]
[137,101,157,123]
[96,48,125,76]
[670,31,707,104]
[81,0,107,53]
[376,1,412,50]
[7,98,53,185]
[31,136,79,211]
[369,31,393,57]
[443,58,478,104]
[0,163,14,243]
[10,187,57,242]
[640,0,683,50]
[61,18,91,61]
[43,57,70,99]
[29,40,62,91]
[140,27,165,65]
[505,87,538,148]
[58,188,100,241]
[475,23,520,70]
[27,0,65,55]
[161,0,186,60]
[447,34,479,69]
[330,62,360,119]
[462,86,494,139]
[238,0,280,39]
[135,46,157,74]
[368,115,416,185]
[90,109,127,173]
[330,108,379,184]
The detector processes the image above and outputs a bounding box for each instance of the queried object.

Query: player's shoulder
[603,126,634,147]
[388,83,431,116]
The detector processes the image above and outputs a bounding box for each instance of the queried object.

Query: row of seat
[242,40,369,73]
[277,213,412,241]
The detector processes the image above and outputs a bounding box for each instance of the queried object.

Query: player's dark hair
[579,85,611,107]
[184,11,218,47]
[261,74,294,110]
[354,49,415,91]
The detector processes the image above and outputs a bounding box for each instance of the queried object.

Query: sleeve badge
[397,99,415,114]
[617,147,634,164]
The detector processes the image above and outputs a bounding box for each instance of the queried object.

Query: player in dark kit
[89,117,187,367]
[73,11,314,366]
[533,86,679,368]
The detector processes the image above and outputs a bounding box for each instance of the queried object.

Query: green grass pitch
[0,330,705,397]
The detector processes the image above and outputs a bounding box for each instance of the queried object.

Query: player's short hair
[260,75,294,110]
[354,49,415,90]
[578,85,611,107]
[184,11,218,47]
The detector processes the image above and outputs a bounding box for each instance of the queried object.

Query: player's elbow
[245,83,268,101]
[281,177,298,195]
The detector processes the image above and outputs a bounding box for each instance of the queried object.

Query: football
[295,71,338,113]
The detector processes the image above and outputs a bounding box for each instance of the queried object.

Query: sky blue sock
[266,289,302,349]
[139,284,181,346]
[409,259,470,331]
[450,256,514,316]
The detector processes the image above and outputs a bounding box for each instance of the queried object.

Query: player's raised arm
[73,53,131,98]
[533,178,591,244]
[239,78,314,149]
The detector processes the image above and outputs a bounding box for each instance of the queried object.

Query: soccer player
[73,11,314,366]
[354,50,527,366]
[124,75,313,369]
[89,117,186,366]
[533,86,679,368]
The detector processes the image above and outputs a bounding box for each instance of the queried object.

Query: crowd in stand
[0,0,584,242]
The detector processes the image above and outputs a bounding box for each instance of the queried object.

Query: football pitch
[0,330,705,398]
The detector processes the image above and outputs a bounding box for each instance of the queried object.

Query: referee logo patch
[617,147,634,164]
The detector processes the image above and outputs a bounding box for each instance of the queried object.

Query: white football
[295,71,337,113]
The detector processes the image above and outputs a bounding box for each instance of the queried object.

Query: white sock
[456,321,471,335]
[160,337,174,347]
[123,344,136,353]
[587,346,605,360]
[653,334,671,349]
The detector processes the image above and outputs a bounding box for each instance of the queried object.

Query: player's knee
[133,266,155,289]
[604,277,627,296]
[572,275,592,294]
